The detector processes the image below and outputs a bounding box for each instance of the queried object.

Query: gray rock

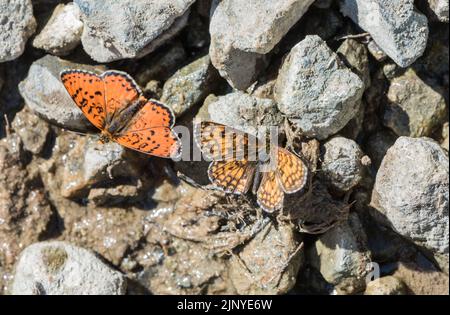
[0,0,36,62]
[199,91,283,137]
[228,222,303,294]
[340,0,428,67]
[383,68,447,137]
[32,3,83,56]
[364,276,407,295]
[308,213,372,295]
[11,241,126,295]
[428,0,449,22]
[11,107,49,155]
[337,39,371,89]
[371,137,449,255]
[75,0,195,62]
[320,136,366,191]
[365,129,398,169]
[275,36,364,140]
[161,55,220,116]
[209,0,315,90]
[18,54,105,131]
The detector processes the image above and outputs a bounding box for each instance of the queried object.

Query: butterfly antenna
[62,128,88,137]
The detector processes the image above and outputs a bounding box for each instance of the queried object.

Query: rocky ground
[0,0,448,295]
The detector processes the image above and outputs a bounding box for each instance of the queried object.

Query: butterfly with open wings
[60,69,181,159]
[194,121,309,213]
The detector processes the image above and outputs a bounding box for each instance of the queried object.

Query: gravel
[1,0,448,296]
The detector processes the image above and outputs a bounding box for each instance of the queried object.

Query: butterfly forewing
[194,121,260,161]
[60,70,106,130]
[102,70,141,124]
[276,147,309,193]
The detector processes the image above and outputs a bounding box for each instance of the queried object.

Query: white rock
[274,35,364,140]
[428,0,449,22]
[340,0,429,67]
[75,0,195,62]
[11,241,126,295]
[0,0,36,62]
[209,0,315,90]
[371,137,449,255]
[32,3,83,56]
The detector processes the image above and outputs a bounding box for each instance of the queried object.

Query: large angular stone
[209,0,315,90]
[275,36,364,140]
[340,0,428,67]
[75,0,195,62]
[0,0,36,62]
[371,137,449,256]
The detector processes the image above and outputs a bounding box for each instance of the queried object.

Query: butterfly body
[60,69,181,158]
[195,121,309,213]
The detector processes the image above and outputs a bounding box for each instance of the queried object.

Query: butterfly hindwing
[114,100,180,158]
[276,147,308,193]
[115,126,181,158]
[208,160,256,194]
[256,171,284,212]
[60,70,106,130]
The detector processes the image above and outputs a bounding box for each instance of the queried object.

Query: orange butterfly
[194,121,309,212]
[60,69,181,158]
